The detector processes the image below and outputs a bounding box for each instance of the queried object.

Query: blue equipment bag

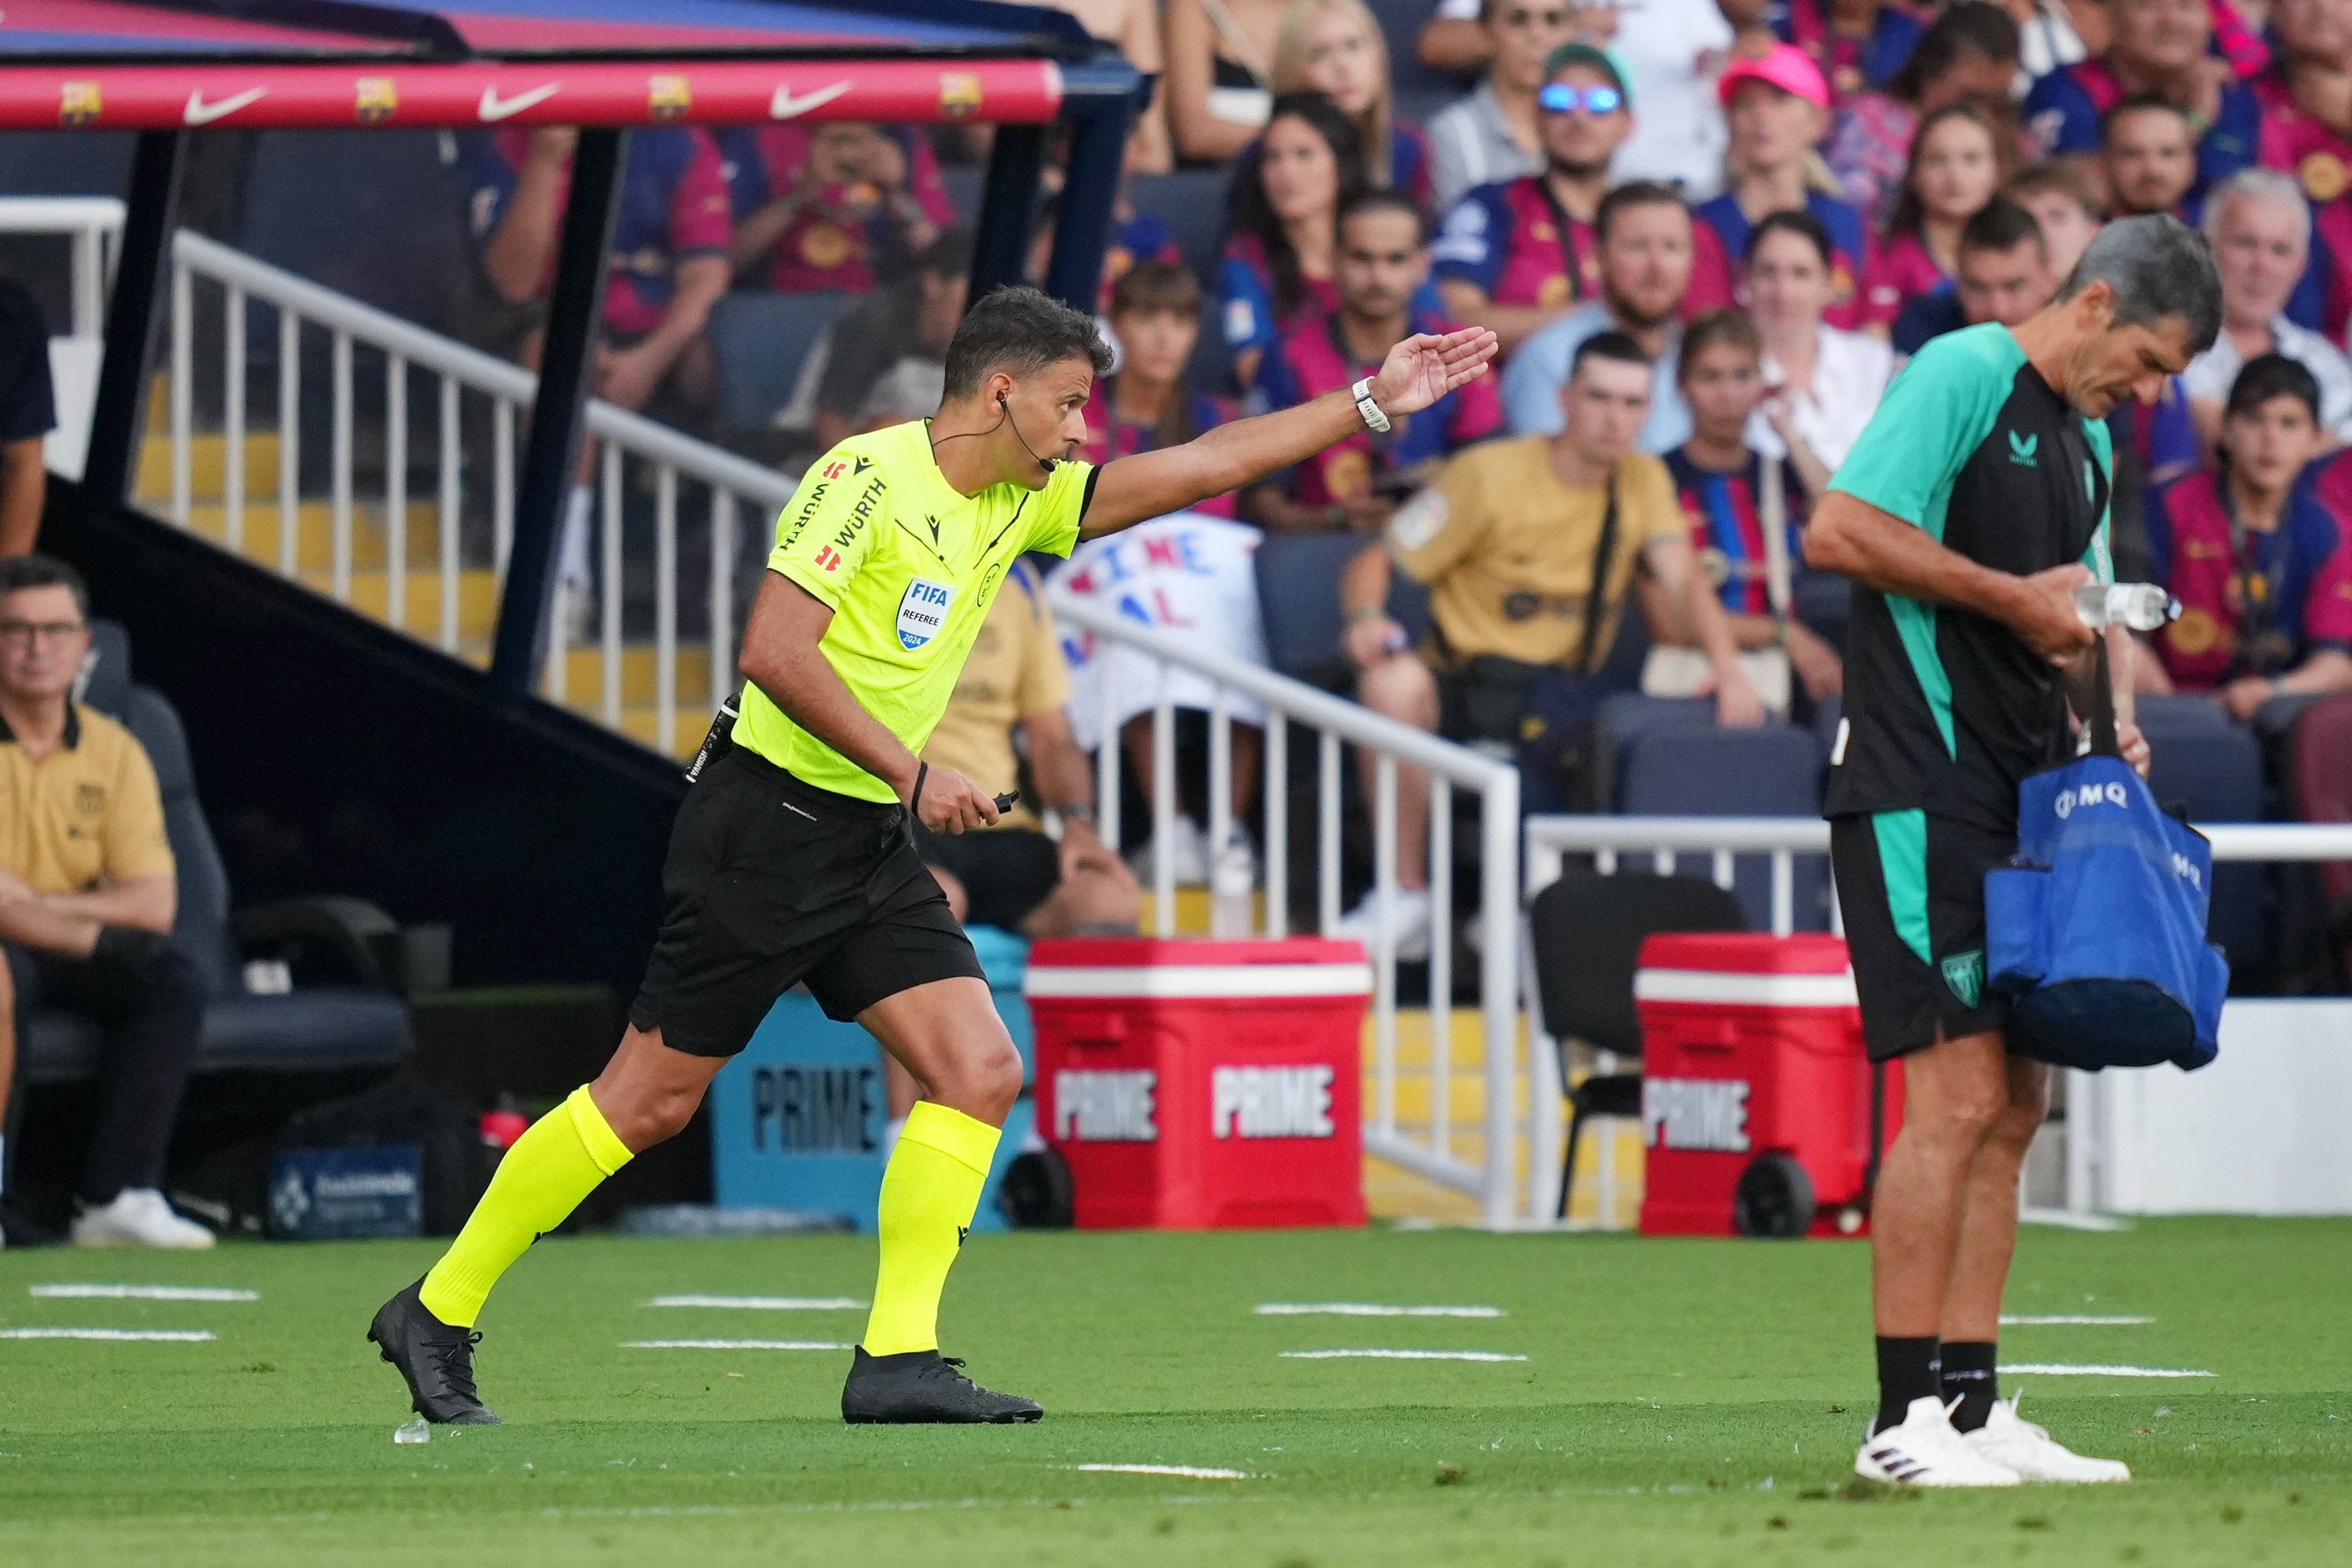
[1983,640,2228,1071]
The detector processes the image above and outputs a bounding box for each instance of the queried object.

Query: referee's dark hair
[1571,328,1652,378]
[2224,352,2322,424]
[2056,214,2223,356]
[942,285,1114,399]
[0,551,89,617]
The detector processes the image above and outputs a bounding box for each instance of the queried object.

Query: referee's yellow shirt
[737,420,1096,803]
[0,703,174,895]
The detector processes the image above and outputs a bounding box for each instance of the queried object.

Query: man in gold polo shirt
[0,555,212,1248]
[1335,330,1764,954]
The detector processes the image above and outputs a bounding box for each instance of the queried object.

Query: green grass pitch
[2,1218,2347,1566]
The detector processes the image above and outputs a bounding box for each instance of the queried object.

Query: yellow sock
[418,1086,632,1328]
[862,1101,1000,1356]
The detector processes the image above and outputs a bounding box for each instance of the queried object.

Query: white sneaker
[71,1188,217,1249]
[1331,886,1436,961]
[1855,1395,2023,1487]
[1961,1393,2131,1483]
[1133,812,1211,886]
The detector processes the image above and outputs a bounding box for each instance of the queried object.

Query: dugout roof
[0,0,1098,130]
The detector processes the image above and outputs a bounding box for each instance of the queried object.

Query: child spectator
[1858,103,2008,333]
[2022,0,2261,200]
[1425,0,1578,212]
[1827,1,2022,233]
[1744,211,1895,479]
[1083,263,1236,515]
[2147,354,2352,717]
[1776,0,1932,107]
[1166,0,1291,163]
[1270,0,1432,203]
[1221,92,1370,388]
[2186,167,2352,444]
[725,122,954,295]
[1247,191,1502,532]
[1662,310,1845,705]
[2102,96,2202,218]
[2005,158,2105,279]
[1688,45,1874,332]
[1432,43,1636,354]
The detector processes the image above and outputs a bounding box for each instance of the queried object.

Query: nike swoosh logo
[183,88,265,126]
[479,84,561,122]
[770,82,852,120]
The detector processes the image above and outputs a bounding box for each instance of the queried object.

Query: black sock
[1942,1341,1998,1432]
[1873,1336,1942,1435]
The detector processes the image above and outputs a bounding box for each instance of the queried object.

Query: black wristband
[911,761,928,814]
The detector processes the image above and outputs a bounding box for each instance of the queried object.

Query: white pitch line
[623,1339,851,1351]
[1071,1464,1253,1480]
[1,1327,215,1342]
[1256,1303,1502,1319]
[31,1283,257,1302]
[2001,1315,2153,1326]
[649,1295,867,1311]
[1280,1348,1529,1362]
[2004,1363,2214,1378]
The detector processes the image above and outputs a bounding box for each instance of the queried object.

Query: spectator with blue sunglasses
[1432,42,1636,356]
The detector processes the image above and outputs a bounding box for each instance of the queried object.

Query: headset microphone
[998,392,1058,474]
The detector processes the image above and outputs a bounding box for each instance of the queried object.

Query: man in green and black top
[1810,217,2220,1488]
[364,286,1498,1431]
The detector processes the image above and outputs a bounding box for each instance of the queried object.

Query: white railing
[1049,590,1530,1227]
[166,231,796,751]
[1522,812,2352,1224]
[0,197,126,481]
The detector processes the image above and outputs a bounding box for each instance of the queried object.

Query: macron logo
[479,84,561,122]
[183,88,265,126]
[2008,430,2039,467]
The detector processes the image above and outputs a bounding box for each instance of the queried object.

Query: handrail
[172,231,801,509]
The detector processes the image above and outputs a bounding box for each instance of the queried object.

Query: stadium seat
[20,684,412,1089]
[1253,529,1426,688]
[1616,724,1829,931]
[1362,0,1474,124]
[78,618,133,718]
[939,164,985,225]
[1128,170,1232,285]
[708,289,850,434]
[235,131,478,340]
[1528,870,1746,1218]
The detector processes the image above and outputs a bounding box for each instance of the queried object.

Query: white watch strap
[1351,376,1392,434]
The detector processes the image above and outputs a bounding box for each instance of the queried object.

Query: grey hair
[2056,213,2224,356]
[2200,166,2312,252]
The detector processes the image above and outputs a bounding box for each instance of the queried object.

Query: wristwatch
[1351,376,1392,434]
[1058,803,1097,829]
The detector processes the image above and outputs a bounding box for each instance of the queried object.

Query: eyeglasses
[1538,82,1624,116]
[1499,7,1571,27]
[0,620,87,646]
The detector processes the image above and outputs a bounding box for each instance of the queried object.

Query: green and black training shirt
[1825,323,2113,831]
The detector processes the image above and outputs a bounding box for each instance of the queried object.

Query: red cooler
[1025,937,1371,1229]
[1634,934,1903,1238]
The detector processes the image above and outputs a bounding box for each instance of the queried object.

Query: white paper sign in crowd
[1049,512,1271,751]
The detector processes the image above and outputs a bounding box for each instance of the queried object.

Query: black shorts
[912,823,1061,931]
[628,748,983,1057]
[1829,810,2015,1062]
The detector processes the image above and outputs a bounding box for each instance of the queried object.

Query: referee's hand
[908,763,1001,834]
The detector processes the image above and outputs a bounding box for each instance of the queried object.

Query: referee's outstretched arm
[1079,328,1500,538]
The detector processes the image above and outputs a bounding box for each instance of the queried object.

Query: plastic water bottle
[2075,582,2175,631]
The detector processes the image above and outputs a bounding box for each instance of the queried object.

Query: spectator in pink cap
[1687,44,1876,334]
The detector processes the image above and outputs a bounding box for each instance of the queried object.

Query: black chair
[1527,871,1746,1219]
[21,684,411,1093]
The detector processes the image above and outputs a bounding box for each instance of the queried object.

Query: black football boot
[840,1347,1043,1424]
[367,1278,501,1425]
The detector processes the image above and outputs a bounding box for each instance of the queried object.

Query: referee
[1809,217,2219,1486]
[367,287,1497,1426]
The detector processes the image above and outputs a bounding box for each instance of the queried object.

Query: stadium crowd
[424,0,2352,950]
